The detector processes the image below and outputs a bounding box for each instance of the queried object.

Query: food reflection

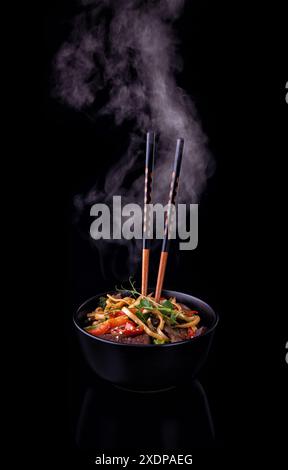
[75,380,215,450]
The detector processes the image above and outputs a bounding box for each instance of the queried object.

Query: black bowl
[74,290,218,391]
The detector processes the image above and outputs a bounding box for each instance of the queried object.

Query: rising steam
[53,0,213,278]
[54,0,213,203]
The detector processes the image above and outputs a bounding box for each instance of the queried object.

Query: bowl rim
[73,289,219,348]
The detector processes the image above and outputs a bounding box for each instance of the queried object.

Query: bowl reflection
[75,379,215,450]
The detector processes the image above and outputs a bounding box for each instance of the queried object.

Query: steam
[53,0,214,279]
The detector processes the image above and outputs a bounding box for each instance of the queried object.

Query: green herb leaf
[139,298,153,309]
[159,310,178,325]
[135,310,149,323]
[169,312,178,325]
[115,277,140,298]
[161,299,174,309]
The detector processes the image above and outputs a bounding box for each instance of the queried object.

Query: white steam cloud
[54,0,214,208]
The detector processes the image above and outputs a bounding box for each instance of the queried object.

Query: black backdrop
[38,0,287,466]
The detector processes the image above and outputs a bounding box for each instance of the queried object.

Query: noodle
[122,307,165,341]
[175,315,200,328]
[84,292,205,344]
[153,310,169,340]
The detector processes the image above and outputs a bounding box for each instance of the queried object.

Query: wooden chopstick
[141,131,156,296]
[155,138,184,302]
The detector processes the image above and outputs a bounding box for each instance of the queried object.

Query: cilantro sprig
[137,297,179,325]
[116,276,141,298]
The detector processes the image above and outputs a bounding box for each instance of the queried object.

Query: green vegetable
[161,299,174,309]
[115,276,140,298]
[85,323,106,331]
[153,338,166,344]
[114,278,181,326]
[158,311,177,325]
[138,298,153,309]
[135,310,150,323]
[139,297,179,325]
[169,312,178,325]
[98,297,107,309]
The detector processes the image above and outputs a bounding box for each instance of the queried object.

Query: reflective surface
[74,375,215,450]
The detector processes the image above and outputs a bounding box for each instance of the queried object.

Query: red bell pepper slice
[87,315,128,336]
[123,321,144,336]
[187,327,196,338]
[109,310,125,318]
[185,310,199,317]
[111,320,144,337]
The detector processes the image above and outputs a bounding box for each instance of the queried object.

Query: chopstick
[154,138,184,302]
[141,131,156,296]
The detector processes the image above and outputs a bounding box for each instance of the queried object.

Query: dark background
[37,0,287,466]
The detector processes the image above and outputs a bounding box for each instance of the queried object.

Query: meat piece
[164,325,189,343]
[194,326,207,337]
[100,332,151,344]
